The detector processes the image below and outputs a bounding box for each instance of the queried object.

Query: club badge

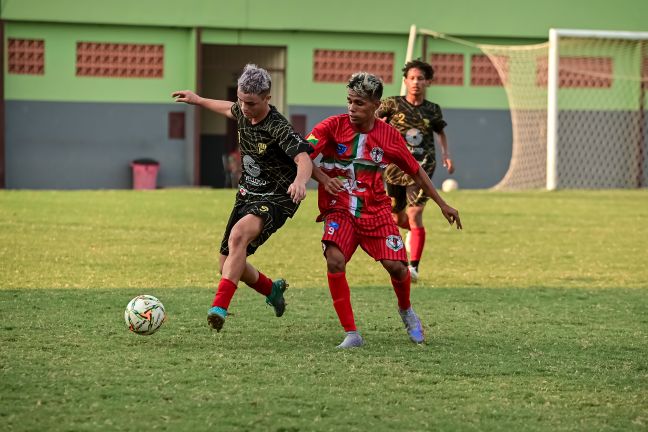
[370,147,384,163]
[386,234,404,251]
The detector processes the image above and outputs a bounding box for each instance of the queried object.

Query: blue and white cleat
[336,331,364,349]
[399,307,425,344]
[265,279,288,317]
[207,306,227,332]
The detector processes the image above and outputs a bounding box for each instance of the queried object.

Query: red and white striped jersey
[307,114,420,220]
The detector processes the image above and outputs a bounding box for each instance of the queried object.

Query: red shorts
[321,210,407,263]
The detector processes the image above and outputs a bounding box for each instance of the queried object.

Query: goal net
[417,28,648,189]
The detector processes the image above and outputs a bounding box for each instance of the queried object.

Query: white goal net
[417,28,648,189]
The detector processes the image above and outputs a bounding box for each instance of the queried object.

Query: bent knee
[324,244,346,273]
[382,260,407,279]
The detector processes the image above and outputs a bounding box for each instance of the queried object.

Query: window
[429,53,464,86]
[8,38,45,75]
[471,54,506,86]
[76,42,164,78]
[536,56,613,88]
[314,49,393,83]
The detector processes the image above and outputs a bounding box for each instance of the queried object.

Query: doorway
[198,44,286,187]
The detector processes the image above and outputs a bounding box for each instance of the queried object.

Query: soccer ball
[442,178,459,192]
[124,295,166,335]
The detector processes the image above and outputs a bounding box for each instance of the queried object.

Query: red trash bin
[131,159,160,190]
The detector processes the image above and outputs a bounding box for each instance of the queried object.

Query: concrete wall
[6,101,194,189]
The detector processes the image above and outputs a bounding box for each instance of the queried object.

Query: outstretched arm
[411,167,462,229]
[287,152,313,203]
[172,90,235,119]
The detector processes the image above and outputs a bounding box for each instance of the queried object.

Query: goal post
[411,27,648,190]
[546,29,648,190]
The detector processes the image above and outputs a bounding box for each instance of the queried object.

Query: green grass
[1,189,647,431]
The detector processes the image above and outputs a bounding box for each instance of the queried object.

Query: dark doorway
[198,44,286,188]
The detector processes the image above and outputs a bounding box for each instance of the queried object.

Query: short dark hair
[402,59,434,80]
[347,72,383,101]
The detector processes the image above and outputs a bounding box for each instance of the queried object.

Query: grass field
[1,189,647,431]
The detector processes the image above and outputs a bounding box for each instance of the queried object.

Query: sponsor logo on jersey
[244,175,269,187]
[336,144,348,155]
[406,128,423,146]
[370,147,384,163]
[239,187,247,196]
[325,221,339,236]
[242,155,261,177]
[386,234,404,252]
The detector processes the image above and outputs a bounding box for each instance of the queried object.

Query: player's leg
[405,186,428,282]
[237,203,291,317]
[382,259,425,344]
[322,214,363,348]
[208,213,263,331]
[221,213,263,284]
[386,183,410,230]
[360,219,424,344]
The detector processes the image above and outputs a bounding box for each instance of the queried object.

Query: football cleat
[207,306,227,332]
[265,279,288,317]
[336,331,364,349]
[399,307,425,344]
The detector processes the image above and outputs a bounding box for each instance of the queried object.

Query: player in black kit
[172,64,312,332]
[376,59,455,283]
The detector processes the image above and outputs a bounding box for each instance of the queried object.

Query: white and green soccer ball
[125,295,166,335]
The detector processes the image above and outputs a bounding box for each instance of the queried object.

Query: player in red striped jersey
[307,72,462,348]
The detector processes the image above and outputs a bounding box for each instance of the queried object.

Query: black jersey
[231,102,311,216]
[376,96,447,186]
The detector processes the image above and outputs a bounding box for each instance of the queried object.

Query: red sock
[212,278,237,309]
[247,271,272,296]
[327,272,356,332]
[409,226,426,262]
[391,271,411,310]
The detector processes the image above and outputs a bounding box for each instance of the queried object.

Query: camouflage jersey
[231,102,311,217]
[376,96,447,186]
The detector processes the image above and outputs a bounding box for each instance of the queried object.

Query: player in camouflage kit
[376,60,455,283]
[172,64,312,332]
[308,72,461,348]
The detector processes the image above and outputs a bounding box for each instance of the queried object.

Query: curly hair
[402,59,434,80]
[237,64,272,95]
[346,72,383,101]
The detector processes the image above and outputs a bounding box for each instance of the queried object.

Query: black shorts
[220,199,291,256]
[386,160,436,214]
[386,183,429,214]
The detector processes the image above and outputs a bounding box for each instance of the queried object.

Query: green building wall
[3,0,648,189]
[5,22,193,103]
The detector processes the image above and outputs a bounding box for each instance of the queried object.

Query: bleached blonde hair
[238,64,272,95]
[347,72,383,101]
